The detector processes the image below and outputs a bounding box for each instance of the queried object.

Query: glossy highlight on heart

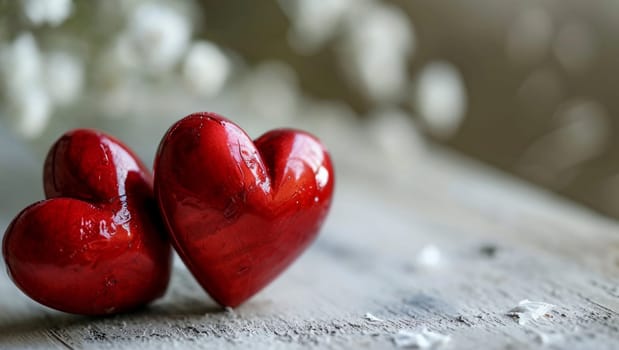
[2,130,172,315]
[155,112,334,307]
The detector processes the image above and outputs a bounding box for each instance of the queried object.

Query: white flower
[505,7,553,64]
[22,0,73,27]
[182,41,230,97]
[279,0,354,53]
[1,33,51,138]
[344,2,412,56]
[553,21,597,73]
[8,86,52,139]
[241,61,300,122]
[340,2,414,102]
[414,61,467,139]
[0,33,43,99]
[123,3,192,72]
[44,51,84,105]
[519,98,609,178]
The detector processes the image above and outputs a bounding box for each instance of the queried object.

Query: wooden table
[1,145,618,349]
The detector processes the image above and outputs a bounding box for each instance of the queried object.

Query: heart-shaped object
[155,113,334,307]
[2,130,171,315]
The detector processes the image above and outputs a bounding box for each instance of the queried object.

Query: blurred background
[0,0,618,222]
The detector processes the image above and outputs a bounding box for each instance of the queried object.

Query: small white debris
[416,245,442,268]
[364,313,384,323]
[507,300,555,325]
[394,328,451,349]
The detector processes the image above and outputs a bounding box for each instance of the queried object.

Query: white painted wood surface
[1,145,618,349]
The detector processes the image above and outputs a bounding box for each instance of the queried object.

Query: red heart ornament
[155,113,334,307]
[2,130,171,315]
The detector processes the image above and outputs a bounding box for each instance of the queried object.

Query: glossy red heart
[2,130,171,315]
[155,113,334,307]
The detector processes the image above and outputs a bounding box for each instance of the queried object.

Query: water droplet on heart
[314,196,319,203]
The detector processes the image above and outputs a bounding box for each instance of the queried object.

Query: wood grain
[1,148,618,349]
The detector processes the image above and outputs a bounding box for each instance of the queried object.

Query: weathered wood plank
[0,147,618,349]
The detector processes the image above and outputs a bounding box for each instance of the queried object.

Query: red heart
[155,113,334,307]
[2,130,171,315]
